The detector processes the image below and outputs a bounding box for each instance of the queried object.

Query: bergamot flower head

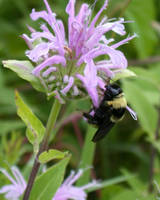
[0,166,26,200]
[22,0,136,107]
[52,169,100,200]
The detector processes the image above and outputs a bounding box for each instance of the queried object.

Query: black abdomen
[111,108,125,122]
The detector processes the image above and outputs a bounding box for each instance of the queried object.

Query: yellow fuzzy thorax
[107,95,127,109]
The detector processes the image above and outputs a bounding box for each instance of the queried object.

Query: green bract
[112,69,136,82]
[3,60,44,92]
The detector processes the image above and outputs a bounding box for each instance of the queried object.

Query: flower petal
[89,0,108,33]
[77,59,99,107]
[111,34,137,49]
[85,24,117,51]
[111,18,126,35]
[76,3,90,24]
[78,46,127,70]
[32,55,66,76]
[26,42,50,62]
[73,85,79,96]
[0,168,17,185]
[67,169,83,186]
[126,106,137,120]
[66,0,75,17]
[30,9,51,23]
[52,169,100,200]
[21,34,33,49]
[61,76,74,95]
[97,77,106,90]
[0,185,14,194]
[0,167,26,200]
[66,0,76,45]
[11,167,26,190]
[43,0,53,15]
[42,67,57,77]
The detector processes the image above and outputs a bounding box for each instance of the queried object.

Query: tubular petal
[61,76,74,95]
[111,34,137,49]
[42,67,57,77]
[32,55,66,75]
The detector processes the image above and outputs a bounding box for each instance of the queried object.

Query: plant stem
[148,107,160,192]
[129,56,160,66]
[76,125,96,186]
[23,98,61,200]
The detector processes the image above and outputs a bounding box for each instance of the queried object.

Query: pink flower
[23,0,136,107]
[0,166,26,200]
[52,169,100,200]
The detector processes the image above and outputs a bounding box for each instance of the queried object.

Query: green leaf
[2,60,45,92]
[125,0,158,58]
[39,149,69,164]
[130,67,160,89]
[15,91,45,153]
[30,155,71,200]
[128,67,160,106]
[112,69,136,82]
[122,80,158,135]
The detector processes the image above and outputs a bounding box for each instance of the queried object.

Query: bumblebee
[84,84,127,142]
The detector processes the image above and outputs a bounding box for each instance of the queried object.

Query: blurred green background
[0,0,160,199]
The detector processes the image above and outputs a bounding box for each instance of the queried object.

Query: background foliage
[0,0,160,199]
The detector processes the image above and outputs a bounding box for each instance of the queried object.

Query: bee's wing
[92,120,115,142]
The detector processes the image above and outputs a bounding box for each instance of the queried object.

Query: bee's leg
[88,119,99,125]
[83,113,99,125]
[83,112,94,120]
[94,107,105,119]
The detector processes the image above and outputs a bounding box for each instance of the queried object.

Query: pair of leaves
[30,155,71,200]
[15,91,71,200]
[15,91,67,163]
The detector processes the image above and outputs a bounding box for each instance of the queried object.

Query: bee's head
[104,84,123,100]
